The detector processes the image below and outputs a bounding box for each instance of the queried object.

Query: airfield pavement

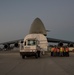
[0,50,74,75]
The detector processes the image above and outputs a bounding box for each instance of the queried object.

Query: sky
[0,0,74,43]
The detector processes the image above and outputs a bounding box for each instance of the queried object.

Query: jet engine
[14,43,19,47]
[58,42,63,47]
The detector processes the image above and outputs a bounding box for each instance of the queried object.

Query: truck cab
[20,38,41,59]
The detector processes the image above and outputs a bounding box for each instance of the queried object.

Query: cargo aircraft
[0,18,74,50]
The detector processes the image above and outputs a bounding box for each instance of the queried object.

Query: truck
[20,34,48,59]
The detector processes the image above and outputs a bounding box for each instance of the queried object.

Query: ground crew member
[37,45,40,57]
[62,47,65,57]
[53,46,57,56]
[66,47,69,57]
[63,47,66,56]
[60,47,64,57]
[51,47,54,56]
[57,47,60,56]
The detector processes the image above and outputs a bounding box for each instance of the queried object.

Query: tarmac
[0,50,74,75]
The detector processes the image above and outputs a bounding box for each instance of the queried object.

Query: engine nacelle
[69,43,73,47]
[58,42,63,47]
[14,43,19,47]
[4,44,10,50]
[4,45,8,49]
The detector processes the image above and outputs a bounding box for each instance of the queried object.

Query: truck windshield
[27,40,36,46]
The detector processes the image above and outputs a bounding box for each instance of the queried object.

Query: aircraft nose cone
[29,18,47,36]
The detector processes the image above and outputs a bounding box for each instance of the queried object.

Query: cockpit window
[28,40,36,46]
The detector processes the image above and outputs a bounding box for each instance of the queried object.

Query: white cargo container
[20,34,48,59]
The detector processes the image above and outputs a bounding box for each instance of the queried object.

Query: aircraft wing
[0,37,74,45]
[1,37,74,45]
[0,37,74,50]
[47,37,74,44]
[0,39,24,50]
[0,39,23,45]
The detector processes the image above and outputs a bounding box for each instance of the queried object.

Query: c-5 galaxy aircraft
[0,18,74,50]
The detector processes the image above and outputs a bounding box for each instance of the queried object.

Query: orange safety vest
[66,48,69,52]
[51,48,54,52]
[54,48,57,52]
[62,48,64,52]
[57,48,60,52]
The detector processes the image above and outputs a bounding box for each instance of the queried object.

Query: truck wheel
[22,55,25,59]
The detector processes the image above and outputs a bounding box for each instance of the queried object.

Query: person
[65,46,69,57]
[37,45,41,57]
[57,47,60,56]
[63,46,66,56]
[60,47,64,57]
[51,46,54,56]
[53,46,57,56]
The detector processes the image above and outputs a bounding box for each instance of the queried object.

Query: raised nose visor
[29,18,47,36]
